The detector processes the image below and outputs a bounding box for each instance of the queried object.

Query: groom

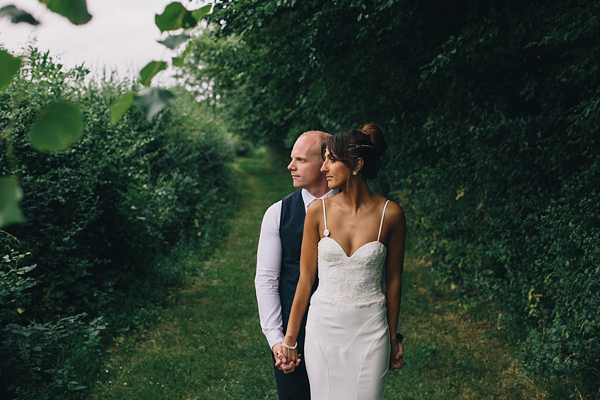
[255,130,336,399]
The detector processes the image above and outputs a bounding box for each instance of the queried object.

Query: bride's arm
[384,202,407,369]
[282,203,320,362]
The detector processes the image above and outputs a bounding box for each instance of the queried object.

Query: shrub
[0,48,236,397]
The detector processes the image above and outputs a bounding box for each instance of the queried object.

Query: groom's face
[288,135,325,191]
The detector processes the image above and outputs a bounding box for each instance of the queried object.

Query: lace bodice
[310,199,389,308]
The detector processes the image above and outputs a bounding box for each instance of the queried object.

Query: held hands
[389,341,406,370]
[273,341,301,373]
[275,340,403,372]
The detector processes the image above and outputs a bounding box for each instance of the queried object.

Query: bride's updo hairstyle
[323,124,387,179]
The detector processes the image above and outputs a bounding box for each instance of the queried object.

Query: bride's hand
[389,341,405,370]
[282,339,300,363]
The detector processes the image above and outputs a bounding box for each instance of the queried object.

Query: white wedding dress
[305,199,391,400]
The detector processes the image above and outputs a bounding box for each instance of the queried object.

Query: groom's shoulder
[282,189,302,202]
[264,199,282,217]
[262,190,302,221]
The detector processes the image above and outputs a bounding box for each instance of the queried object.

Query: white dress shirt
[255,188,339,349]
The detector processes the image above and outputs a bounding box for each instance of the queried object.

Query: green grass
[385,253,551,399]
[90,155,291,399]
[90,154,552,399]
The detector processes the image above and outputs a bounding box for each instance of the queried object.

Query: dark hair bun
[361,124,387,156]
[322,124,387,180]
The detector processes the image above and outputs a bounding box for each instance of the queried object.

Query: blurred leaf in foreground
[0,49,22,89]
[110,92,135,125]
[134,87,175,121]
[192,4,211,21]
[158,33,191,50]
[172,42,193,67]
[28,101,84,152]
[140,61,168,86]
[0,176,24,227]
[0,5,40,25]
[155,2,198,32]
[39,0,92,25]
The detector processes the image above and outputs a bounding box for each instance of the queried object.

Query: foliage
[38,0,92,25]
[28,101,84,152]
[190,0,599,396]
[0,48,236,398]
[0,5,40,25]
[0,48,22,88]
[0,1,213,226]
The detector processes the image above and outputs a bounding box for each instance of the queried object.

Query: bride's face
[321,148,351,189]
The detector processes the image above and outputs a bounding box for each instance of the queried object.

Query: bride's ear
[354,158,364,174]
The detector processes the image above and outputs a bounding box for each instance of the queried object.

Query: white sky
[0,0,208,82]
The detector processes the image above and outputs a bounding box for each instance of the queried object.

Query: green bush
[392,3,600,393]
[0,48,236,398]
[199,0,599,396]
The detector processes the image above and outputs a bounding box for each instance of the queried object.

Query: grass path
[90,155,550,399]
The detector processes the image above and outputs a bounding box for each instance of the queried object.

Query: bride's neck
[340,179,373,210]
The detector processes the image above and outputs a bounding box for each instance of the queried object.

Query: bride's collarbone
[327,215,380,235]
[328,199,385,217]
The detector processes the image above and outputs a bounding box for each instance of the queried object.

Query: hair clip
[348,144,374,151]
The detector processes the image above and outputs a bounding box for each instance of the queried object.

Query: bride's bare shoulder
[383,200,406,226]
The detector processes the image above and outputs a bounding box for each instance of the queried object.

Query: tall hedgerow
[0,48,236,398]
[192,0,599,396]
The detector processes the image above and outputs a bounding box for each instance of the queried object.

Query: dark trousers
[272,333,311,400]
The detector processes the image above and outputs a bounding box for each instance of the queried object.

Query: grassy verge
[90,154,289,399]
[90,154,552,399]
[386,252,552,399]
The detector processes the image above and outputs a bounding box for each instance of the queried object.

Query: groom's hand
[279,355,301,374]
[273,342,293,373]
[273,342,286,367]
[273,342,301,373]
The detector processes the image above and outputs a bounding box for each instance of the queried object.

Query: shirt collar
[301,188,340,211]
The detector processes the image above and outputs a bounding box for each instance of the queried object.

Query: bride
[281,124,406,399]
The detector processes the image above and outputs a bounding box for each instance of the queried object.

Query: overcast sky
[0,0,207,81]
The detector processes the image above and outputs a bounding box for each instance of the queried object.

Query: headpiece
[348,144,374,151]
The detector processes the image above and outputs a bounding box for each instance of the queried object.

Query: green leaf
[172,56,185,68]
[155,2,198,32]
[28,101,84,152]
[0,49,22,89]
[134,87,175,121]
[109,92,135,125]
[172,41,193,67]
[0,176,24,228]
[38,0,92,25]
[191,4,211,21]
[0,5,40,25]
[139,61,168,86]
[158,33,191,50]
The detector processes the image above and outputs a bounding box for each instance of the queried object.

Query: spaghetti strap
[322,199,330,237]
[377,200,390,242]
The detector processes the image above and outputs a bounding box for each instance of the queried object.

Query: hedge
[0,48,236,398]
[196,0,599,395]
